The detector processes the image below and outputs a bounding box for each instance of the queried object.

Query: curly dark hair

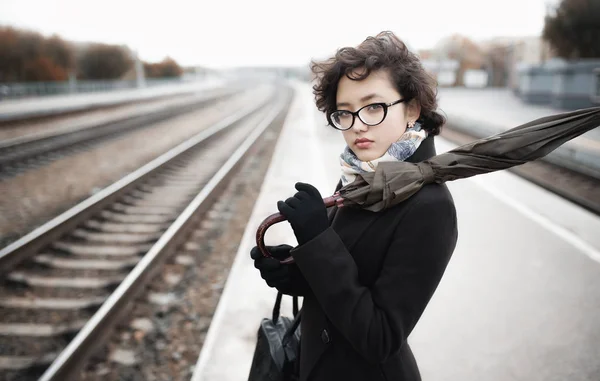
[310,31,445,136]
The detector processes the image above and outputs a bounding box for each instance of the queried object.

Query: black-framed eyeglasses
[328,98,406,131]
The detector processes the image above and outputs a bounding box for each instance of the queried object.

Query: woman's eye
[367,104,383,111]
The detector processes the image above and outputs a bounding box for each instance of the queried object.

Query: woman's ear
[406,99,421,122]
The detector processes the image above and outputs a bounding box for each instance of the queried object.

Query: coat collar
[407,135,437,164]
[328,136,438,247]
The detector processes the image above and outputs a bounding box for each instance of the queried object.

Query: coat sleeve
[289,196,458,364]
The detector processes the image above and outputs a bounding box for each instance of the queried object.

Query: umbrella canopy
[339,106,600,212]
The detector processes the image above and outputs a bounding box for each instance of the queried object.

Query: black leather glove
[250,244,311,296]
[277,182,329,246]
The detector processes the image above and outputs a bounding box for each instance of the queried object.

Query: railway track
[0,84,293,381]
[0,88,239,180]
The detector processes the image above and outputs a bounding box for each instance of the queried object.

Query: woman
[250,31,458,381]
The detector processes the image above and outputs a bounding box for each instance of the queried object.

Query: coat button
[321,329,331,344]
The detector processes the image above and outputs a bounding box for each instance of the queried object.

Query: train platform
[190,81,600,381]
[0,78,225,122]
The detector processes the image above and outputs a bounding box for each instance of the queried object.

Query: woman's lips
[355,139,373,149]
[355,141,372,149]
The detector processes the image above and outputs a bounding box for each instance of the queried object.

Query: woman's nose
[351,118,368,133]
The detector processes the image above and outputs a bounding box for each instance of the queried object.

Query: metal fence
[0,77,196,101]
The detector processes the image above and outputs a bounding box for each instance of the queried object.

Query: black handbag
[248,291,302,381]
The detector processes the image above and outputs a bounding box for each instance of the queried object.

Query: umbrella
[257,106,600,263]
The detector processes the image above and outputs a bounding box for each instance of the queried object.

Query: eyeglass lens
[331,104,385,130]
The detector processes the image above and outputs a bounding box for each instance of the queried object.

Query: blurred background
[0,1,599,381]
[0,0,598,106]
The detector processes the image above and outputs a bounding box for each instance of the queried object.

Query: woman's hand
[277,182,329,246]
[250,244,311,296]
[250,244,293,287]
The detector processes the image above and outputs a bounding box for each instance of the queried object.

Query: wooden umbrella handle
[255,193,344,264]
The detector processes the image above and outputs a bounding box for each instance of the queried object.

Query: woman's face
[335,69,420,162]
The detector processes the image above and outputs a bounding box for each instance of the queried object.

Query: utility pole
[68,71,77,94]
[133,50,146,88]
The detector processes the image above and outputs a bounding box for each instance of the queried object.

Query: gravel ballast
[0,86,273,248]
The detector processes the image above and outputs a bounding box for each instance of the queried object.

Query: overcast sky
[0,0,554,68]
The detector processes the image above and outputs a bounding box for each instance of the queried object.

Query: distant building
[479,36,553,90]
[418,57,460,87]
[419,34,486,87]
[421,34,554,89]
[507,37,553,90]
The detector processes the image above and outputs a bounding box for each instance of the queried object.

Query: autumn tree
[158,57,183,77]
[0,25,180,83]
[22,56,68,81]
[0,26,73,82]
[22,34,73,81]
[0,26,20,81]
[543,0,600,59]
[44,35,73,72]
[143,57,183,78]
[77,43,133,80]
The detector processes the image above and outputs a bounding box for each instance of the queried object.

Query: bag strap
[282,308,302,348]
[272,291,283,323]
[269,292,301,358]
[293,295,299,316]
[272,292,301,323]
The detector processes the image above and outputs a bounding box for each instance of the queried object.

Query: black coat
[283,137,459,381]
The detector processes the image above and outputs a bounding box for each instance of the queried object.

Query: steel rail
[0,88,274,274]
[37,85,292,381]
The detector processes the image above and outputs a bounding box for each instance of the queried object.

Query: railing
[0,75,205,101]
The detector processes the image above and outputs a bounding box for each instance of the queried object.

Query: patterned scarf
[340,121,428,186]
